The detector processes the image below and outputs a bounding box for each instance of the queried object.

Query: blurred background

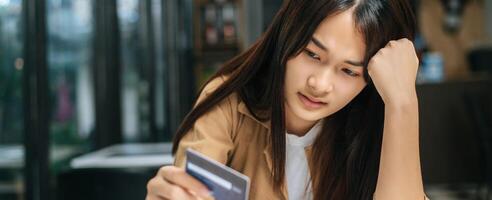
[0,0,491,199]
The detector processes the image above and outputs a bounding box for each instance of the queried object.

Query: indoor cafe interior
[0,0,491,199]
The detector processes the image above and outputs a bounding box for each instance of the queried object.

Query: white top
[285,121,322,200]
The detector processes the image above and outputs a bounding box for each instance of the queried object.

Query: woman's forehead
[311,11,366,61]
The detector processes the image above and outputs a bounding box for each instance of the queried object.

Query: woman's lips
[297,92,327,109]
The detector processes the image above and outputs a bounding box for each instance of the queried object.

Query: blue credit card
[185,148,250,200]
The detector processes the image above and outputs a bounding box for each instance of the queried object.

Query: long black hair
[172,0,416,199]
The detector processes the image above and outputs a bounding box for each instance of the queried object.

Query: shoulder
[199,76,270,129]
[196,75,229,104]
[195,75,242,123]
[202,76,227,94]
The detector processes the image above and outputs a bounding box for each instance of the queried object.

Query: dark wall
[418,77,492,184]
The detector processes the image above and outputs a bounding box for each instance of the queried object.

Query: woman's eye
[304,49,320,61]
[342,68,359,77]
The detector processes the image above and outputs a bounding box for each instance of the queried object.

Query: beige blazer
[174,77,295,199]
[173,77,429,200]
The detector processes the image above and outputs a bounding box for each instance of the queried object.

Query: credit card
[185,148,250,200]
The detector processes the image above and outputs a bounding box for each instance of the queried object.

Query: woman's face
[284,10,367,131]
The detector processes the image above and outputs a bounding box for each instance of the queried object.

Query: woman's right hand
[146,166,212,200]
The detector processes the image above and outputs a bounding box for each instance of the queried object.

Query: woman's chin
[291,107,327,122]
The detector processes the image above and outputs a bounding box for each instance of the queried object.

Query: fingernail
[201,190,212,197]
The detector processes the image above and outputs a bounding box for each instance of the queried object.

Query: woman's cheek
[290,68,311,86]
[336,81,356,99]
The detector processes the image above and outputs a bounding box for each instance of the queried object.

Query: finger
[146,195,164,200]
[164,183,197,200]
[386,40,396,47]
[375,47,386,56]
[397,38,409,42]
[148,174,198,200]
[389,39,405,48]
[147,176,169,199]
[160,166,211,198]
[367,53,381,71]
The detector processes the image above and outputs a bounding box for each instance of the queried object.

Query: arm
[146,77,233,200]
[368,39,426,200]
[374,98,425,199]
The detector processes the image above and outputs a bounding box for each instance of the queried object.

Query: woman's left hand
[367,38,419,106]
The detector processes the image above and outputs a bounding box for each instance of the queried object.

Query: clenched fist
[368,38,419,106]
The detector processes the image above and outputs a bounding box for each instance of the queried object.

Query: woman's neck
[285,106,318,137]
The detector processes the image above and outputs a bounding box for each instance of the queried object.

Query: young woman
[147,0,428,199]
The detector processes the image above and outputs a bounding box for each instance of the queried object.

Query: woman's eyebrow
[345,60,364,67]
[311,37,364,67]
[311,37,328,51]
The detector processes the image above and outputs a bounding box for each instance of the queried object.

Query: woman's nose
[307,71,334,95]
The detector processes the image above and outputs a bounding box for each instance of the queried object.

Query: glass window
[118,0,142,142]
[47,0,94,144]
[0,1,25,199]
[118,0,169,142]
[46,0,94,186]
